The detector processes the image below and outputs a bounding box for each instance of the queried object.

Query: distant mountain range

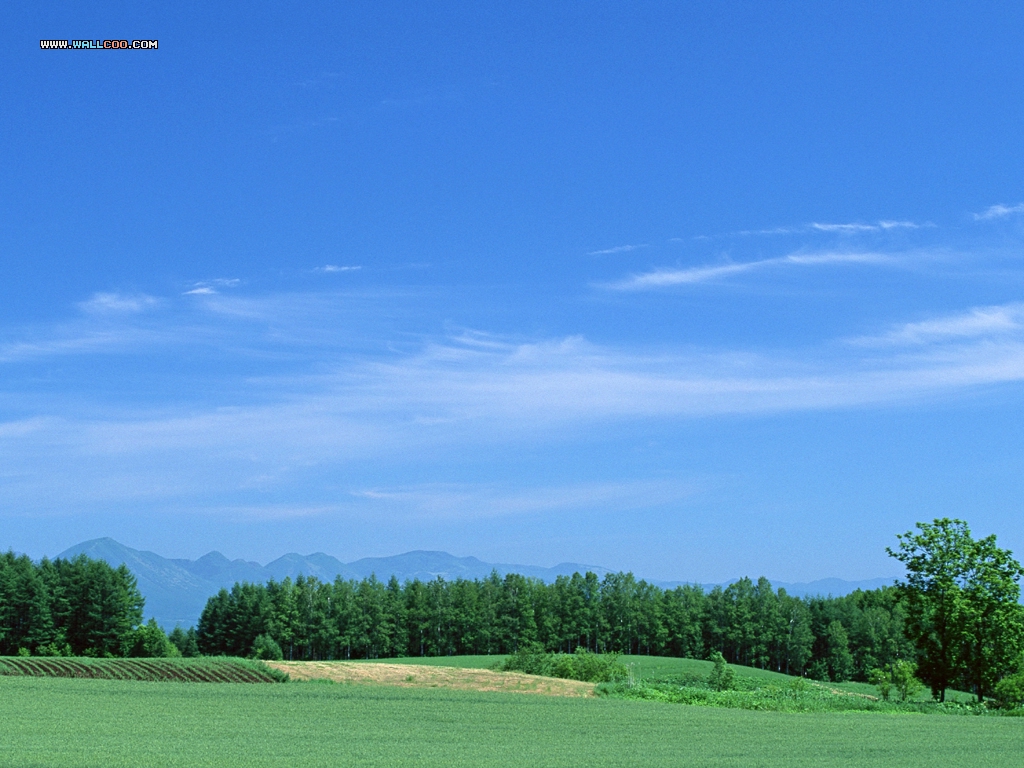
[57,538,896,629]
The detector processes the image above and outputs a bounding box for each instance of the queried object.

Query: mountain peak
[194,551,232,564]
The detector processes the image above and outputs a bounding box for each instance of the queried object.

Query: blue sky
[3,2,1024,582]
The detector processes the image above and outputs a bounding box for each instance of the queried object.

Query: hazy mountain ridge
[56,538,894,629]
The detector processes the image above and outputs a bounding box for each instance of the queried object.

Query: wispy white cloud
[733,226,801,236]
[5,320,1024,503]
[852,303,1024,346]
[78,293,160,314]
[202,504,353,522]
[588,244,648,256]
[0,417,54,439]
[0,328,171,363]
[350,479,696,521]
[877,220,920,230]
[0,288,414,364]
[811,221,918,234]
[315,265,362,273]
[811,223,881,234]
[609,262,751,288]
[729,220,922,237]
[6,281,1024,516]
[184,278,241,295]
[973,203,1024,221]
[607,251,891,290]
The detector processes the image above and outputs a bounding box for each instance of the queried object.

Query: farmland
[0,655,285,683]
[2,673,1022,768]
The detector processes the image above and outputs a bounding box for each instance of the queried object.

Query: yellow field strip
[266,661,596,697]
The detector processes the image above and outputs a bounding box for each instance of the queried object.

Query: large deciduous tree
[888,518,1024,701]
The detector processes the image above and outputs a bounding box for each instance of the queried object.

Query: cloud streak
[973,203,1024,221]
[810,220,918,233]
[78,293,161,314]
[730,220,922,237]
[315,265,362,273]
[852,303,1024,347]
[588,244,647,256]
[4,313,1024,520]
[606,251,891,290]
[7,304,1024,462]
[350,479,696,522]
[184,278,241,296]
[5,273,1024,519]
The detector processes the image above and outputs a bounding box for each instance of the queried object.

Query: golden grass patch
[266,661,596,698]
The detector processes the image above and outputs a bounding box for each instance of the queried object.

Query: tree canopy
[887,518,1024,701]
[194,569,912,684]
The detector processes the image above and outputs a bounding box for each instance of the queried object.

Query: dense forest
[0,551,172,657]
[196,569,912,684]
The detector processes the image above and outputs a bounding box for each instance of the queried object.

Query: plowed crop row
[0,657,283,683]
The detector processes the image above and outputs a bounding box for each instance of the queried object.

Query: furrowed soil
[266,660,595,697]
[0,656,283,683]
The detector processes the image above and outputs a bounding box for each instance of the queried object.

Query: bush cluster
[867,659,923,702]
[607,677,1003,715]
[500,646,627,683]
[992,671,1024,710]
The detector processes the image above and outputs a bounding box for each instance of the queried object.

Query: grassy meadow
[365,653,976,703]
[3,666,1023,768]
[612,655,977,704]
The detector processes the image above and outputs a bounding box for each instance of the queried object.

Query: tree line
[196,567,914,684]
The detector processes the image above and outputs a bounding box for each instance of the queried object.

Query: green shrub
[807,659,830,682]
[890,659,923,702]
[129,619,180,658]
[868,660,922,702]
[868,667,893,701]
[251,634,284,661]
[168,626,201,658]
[35,631,72,657]
[501,647,626,683]
[707,651,735,691]
[993,671,1024,710]
[499,646,553,676]
[552,648,627,683]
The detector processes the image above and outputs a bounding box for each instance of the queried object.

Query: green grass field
[614,655,977,703]
[367,654,975,702]
[3,674,1021,768]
